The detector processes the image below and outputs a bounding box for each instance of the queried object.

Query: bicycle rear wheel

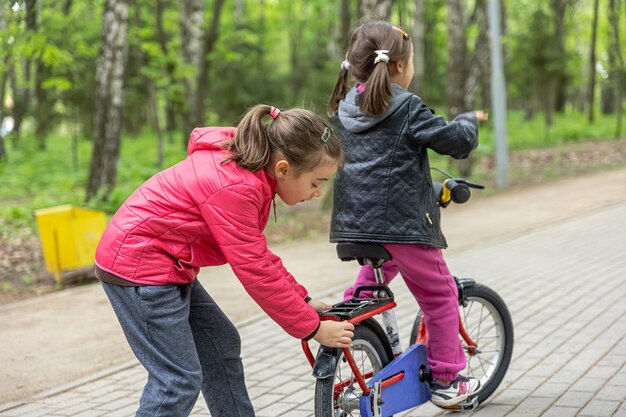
[315,325,392,417]
[409,282,513,404]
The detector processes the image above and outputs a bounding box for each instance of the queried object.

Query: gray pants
[101,279,255,417]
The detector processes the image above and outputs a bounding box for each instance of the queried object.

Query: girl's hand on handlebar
[307,298,332,313]
[313,321,355,348]
[474,110,489,122]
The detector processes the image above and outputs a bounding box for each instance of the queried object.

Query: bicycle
[301,171,514,417]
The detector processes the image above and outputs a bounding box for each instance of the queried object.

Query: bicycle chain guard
[360,344,431,417]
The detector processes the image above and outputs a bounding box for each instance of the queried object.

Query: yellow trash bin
[34,205,107,285]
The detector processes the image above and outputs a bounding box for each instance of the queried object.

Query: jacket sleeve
[267,250,309,299]
[408,97,478,159]
[200,185,319,339]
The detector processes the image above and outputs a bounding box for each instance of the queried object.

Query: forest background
[0,0,625,300]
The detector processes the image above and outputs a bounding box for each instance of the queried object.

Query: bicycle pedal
[440,396,478,411]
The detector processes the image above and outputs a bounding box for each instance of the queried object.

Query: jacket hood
[187,126,237,156]
[338,84,413,133]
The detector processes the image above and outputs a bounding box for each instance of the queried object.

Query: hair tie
[373,50,390,64]
[321,127,331,143]
[341,60,351,71]
[269,106,281,120]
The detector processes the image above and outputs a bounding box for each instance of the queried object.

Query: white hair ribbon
[341,60,351,71]
[373,50,390,64]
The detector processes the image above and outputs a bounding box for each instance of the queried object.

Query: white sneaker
[430,375,481,407]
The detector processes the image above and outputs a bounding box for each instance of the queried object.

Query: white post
[488,0,509,188]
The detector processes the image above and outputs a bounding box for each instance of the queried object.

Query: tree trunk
[588,0,600,123]
[340,0,351,49]
[179,0,205,144]
[359,0,392,21]
[551,0,569,112]
[34,59,52,150]
[63,0,73,15]
[148,81,164,169]
[0,6,9,162]
[288,4,306,101]
[464,0,489,110]
[422,1,442,102]
[11,0,38,144]
[86,0,130,201]
[0,66,7,162]
[448,0,489,177]
[446,0,467,119]
[601,50,616,114]
[608,0,624,137]
[447,0,471,177]
[155,0,176,135]
[409,0,425,95]
[27,0,53,150]
[190,0,225,133]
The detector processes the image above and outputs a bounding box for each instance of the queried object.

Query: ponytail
[225,105,273,171]
[360,60,392,116]
[328,67,350,117]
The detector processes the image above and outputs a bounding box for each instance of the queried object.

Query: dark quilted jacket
[330,84,478,248]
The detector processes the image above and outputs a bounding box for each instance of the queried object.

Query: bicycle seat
[336,242,392,266]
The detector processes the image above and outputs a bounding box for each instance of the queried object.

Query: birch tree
[86,0,130,200]
[179,0,204,143]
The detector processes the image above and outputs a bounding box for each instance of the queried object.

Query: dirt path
[1,167,625,403]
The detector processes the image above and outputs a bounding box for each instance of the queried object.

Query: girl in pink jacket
[95,105,354,417]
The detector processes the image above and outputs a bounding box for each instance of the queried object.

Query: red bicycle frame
[302,304,479,398]
[302,302,396,396]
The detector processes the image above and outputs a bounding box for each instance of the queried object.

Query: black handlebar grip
[447,179,471,204]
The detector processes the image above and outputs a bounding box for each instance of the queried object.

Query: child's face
[274,158,338,206]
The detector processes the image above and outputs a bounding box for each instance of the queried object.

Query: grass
[0,110,623,234]
[0,110,624,302]
[0,130,188,231]
[478,110,621,152]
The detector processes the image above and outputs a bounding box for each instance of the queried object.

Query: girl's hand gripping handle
[313,321,355,348]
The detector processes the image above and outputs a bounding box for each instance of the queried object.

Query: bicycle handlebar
[432,168,485,207]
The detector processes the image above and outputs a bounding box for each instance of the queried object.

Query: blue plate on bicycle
[360,344,431,417]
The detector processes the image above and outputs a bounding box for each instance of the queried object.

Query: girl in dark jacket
[328,21,488,408]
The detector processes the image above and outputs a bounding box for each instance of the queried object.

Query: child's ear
[273,159,290,179]
[393,61,404,75]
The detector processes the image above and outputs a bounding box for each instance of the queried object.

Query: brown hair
[225,105,343,174]
[328,21,411,117]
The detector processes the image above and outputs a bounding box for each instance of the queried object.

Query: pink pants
[343,244,466,381]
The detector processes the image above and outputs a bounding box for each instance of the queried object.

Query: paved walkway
[1,201,625,416]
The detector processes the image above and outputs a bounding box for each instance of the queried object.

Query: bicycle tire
[315,325,393,417]
[408,282,513,404]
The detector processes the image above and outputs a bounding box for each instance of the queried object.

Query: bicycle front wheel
[315,325,392,417]
[409,282,513,404]
[459,283,513,403]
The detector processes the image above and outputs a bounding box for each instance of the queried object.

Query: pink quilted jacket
[95,127,320,339]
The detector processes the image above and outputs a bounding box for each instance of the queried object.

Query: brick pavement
[1,203,625,417]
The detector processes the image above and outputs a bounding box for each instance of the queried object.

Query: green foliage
[0,129,186,231]
[2,109,622,235]
[0,0,624,224]
[478,110,622,151]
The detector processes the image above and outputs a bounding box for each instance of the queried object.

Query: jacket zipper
[425,212,433,225]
